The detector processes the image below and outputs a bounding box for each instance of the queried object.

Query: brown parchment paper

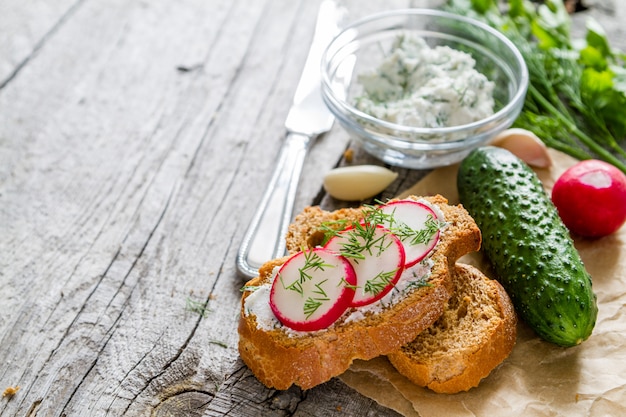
[339,149,626,417]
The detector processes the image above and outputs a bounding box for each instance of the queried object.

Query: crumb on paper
[2,385,20,399]
[343,148,354,163]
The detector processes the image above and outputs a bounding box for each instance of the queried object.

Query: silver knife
[236,0,349,278]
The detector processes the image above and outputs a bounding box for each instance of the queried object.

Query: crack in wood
[25,399,41,417]
[201,360,306,417]
[0,0,86,90]
[152,389,214,417]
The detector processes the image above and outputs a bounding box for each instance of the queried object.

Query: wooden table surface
[1,1,623,416]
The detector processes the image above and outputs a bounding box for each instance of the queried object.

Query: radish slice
[325,224,405,307]
[380,200,441,267]
[270,248,356,331]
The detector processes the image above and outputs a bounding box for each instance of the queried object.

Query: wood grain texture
[0,0,406,415]
[0,0,621,415]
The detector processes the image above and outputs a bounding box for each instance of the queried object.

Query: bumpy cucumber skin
[457,146,598,347]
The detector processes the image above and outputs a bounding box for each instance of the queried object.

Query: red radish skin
[270,248,356,331]
[552,159,626,238]
[325,224,405,307]
[380,200,441,267]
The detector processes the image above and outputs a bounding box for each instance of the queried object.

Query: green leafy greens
[445,0,626,173]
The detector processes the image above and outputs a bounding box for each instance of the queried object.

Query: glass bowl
[321,9,528,169]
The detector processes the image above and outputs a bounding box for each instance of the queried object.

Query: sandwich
[238,195,490,390]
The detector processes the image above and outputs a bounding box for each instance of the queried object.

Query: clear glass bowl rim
[320,8,530,140]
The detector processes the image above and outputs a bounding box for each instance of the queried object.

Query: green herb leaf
[364,269,397,296]
[185,297,211,318]
[209,340,228,348]
[445,0,626,174]
[303,296,328,319]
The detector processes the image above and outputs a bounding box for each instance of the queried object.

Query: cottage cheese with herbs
[354,34,495,128]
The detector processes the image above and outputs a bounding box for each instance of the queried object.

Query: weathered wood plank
[0,0,80,86]
[1,0,623,416]
[0,0,403,415]
[1,0,274,414]
[205,365,401,417]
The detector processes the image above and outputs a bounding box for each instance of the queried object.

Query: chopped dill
[304,296,329,319]
[319,219,350,245]
[364,269,397,295]
[240,285,260,293]
[185,297,211,318]
[338,276,359,291]
[280,249,335,295]
[393,215,444,246]
[282,277,304,296]
[336,222,389,261]
[312,279,329,298]
[405,277,432,291]
[209,340,228,348]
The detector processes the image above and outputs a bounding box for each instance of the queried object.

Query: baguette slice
[387,262,517,394]
[238,195,481,390]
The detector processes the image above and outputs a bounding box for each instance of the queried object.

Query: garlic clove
[323,165,398,201]
[491,128,552,168]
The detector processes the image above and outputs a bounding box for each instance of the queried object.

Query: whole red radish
[552,159,626,238]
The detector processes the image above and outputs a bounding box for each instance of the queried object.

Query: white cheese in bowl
[354,34,495,128]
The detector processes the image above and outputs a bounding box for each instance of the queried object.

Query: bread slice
[387,262,517,394]
[238,195,481,390]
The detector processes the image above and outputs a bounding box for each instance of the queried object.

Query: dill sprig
[338,276,359,291]
[283,278,304,296]
[280,249,335,296]
[364,269,398,295]
[240,285,260,293]
[337,221,391,261]
[312,279,329,297]
[303,279,332,319]
[209,340,228,348]
[304,295,330,319]
[319,219,351,245]
[392,215,443,246]
[185,297,211,318]
[300,250,333,279]
[404,269,433,291]
[365,203,444,247]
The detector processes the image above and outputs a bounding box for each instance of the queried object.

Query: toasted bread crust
[387,263,517,394]
[238,195,481,390]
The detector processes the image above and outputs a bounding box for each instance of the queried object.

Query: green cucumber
[457,146,598,347]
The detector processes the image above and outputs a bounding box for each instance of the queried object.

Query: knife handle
[236,132,313,278]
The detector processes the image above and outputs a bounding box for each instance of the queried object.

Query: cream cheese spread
[354,34,495,128]
[244,259,434,335]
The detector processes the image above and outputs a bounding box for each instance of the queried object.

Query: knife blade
[236,0,349,278]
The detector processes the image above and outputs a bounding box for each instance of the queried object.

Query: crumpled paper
[339,149,626,417]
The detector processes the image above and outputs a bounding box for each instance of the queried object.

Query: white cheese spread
[244,259,435,336]
[354,34,495,128]
[242,198,450,336]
